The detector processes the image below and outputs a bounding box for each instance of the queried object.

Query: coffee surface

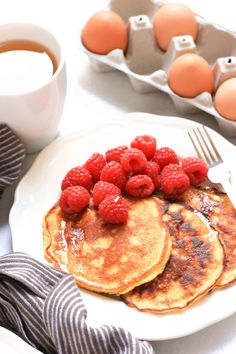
[0,39,58,94]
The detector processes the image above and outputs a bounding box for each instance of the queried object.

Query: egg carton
[79,0,236,137]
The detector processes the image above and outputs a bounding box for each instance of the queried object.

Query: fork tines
[188,125,222,166]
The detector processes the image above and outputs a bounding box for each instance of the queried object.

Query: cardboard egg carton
[80,0,236,137]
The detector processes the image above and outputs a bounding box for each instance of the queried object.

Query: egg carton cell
[79,0,236,137]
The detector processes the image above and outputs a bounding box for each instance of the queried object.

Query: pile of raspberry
[59,134,208,224]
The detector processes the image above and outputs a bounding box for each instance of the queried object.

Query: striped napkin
[0,123,25,198]
[0,253,154,354]
[0,125,154,354]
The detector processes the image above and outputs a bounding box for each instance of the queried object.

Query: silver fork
[188,125,236,208]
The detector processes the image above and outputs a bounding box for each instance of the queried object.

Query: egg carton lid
[79,0,236,137]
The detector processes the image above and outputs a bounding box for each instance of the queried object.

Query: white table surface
[1,0,236,353]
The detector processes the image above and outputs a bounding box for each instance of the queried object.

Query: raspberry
[84,152,106,183]
[125,175,154,198]
[131,135,156,160]
[182,157,208,185]
[61,166,92,191]
[153,147,179,169]
[105,145,128,163]
[98,195,128,224]
[145,161,161,189]
[93,181,121,206]
[160,164,190,196]
[59,186,90,214]
[120,148,147,174]
[100,161,128,190]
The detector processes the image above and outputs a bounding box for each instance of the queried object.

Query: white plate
[10,112,236,341]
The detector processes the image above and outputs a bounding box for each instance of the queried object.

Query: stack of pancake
[43,186,236,314]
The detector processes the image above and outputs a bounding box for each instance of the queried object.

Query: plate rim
[9,112,236,341]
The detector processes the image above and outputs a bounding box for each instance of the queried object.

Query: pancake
[179,186,236,288]
[43,197,172,295]
[122,200,224,313]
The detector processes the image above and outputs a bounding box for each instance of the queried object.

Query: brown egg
[153,3,198,51]
[214,78,236,121]
[82,10,128,55]
[168,53,214,98]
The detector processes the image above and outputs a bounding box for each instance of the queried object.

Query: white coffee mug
[0,23,67,153]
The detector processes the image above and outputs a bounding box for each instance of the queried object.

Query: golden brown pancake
[43,197,172,295]
[179,186,236,288]
[122,200,224,313]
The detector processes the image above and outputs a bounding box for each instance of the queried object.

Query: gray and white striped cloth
[0,123,25,198]
[0,253,154,354]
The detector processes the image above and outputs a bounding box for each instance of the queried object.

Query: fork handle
[219,174,236,209]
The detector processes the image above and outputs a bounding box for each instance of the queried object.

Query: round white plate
[10,112,236,341]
